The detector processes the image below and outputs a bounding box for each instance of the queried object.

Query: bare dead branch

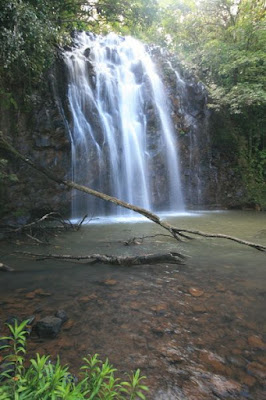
[25,234,46,245]
[77,214,89,230]
[11,212,59,233]
[123,234,175,246]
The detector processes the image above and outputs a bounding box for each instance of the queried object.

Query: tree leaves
[155,0,266,113]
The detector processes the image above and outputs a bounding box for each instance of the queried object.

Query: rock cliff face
[150,47,245,209]
[0,41,246,223]
[0,56,72,223]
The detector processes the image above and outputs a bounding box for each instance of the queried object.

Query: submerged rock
[55,310,68,323]
[209,375,241,399]
[25,289,52,299]
[248,335,265,349]
[36,316,63,338]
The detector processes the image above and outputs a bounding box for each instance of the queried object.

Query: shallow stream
[0,211,266,399]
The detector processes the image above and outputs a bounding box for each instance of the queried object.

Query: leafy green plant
[0,321,149,399]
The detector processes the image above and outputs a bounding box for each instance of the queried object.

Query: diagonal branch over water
[1,132,265,253]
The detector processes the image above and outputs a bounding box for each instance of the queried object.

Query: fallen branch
[25,233,46,245]
[170,228,266,251]
[77,214,88,230]
[2,209,89,244]
[1,133,265,253]
[16,251,185,265]
[123,233,176,246]
[11,212,59,233]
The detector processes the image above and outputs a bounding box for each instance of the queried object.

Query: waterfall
[64,32,184,219]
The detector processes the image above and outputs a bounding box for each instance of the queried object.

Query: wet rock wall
[0,41,247,223]
[0,55,72,223]
[150,47,245,209]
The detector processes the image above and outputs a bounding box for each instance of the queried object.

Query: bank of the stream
[0,211,266,399]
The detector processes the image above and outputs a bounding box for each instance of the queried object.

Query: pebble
[78,294,97,303]
[62,319,75,331]
[248,335,265,349]
[210,375,241,398]
[151,303,168,312]
[188,287,204,297]
[25,289,52,299]
[247,361,266,380]
[57,337,72,350]
[191,304,207,313]
[242,374,256,387]
[199,350,227,374]
[103,279,117,286]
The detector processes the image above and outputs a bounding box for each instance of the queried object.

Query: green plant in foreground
[0,321,149,400]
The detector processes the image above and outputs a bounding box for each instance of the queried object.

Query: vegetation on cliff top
[154,0,266,206]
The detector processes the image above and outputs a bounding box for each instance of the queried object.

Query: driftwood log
[16,251,185,265]
[1,132,265,253]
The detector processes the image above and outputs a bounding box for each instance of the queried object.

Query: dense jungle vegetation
[0,0,265,207]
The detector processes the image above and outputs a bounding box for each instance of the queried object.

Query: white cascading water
[64,32,184,219]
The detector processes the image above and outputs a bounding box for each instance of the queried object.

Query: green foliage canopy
[0,0,158,103]
[155,0,266,114]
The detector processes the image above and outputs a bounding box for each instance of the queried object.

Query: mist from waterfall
[64,32,184,219]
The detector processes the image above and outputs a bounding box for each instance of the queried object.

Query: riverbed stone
[55,310,68,323]
[188,287,204,297]
[247,361,266,380]
[241,374,256,387]
[151,303,168,312]
[25,291,36,300]
[191,304,207,313]
[247,335,265,349]
[199,350,227,374]
[78,294,97,303]
[62,319,75,331]
[57,337,73,350]
[36,316,63,338]
[227,355,246,368]
[25,288,52,299]
[209,375,241,398]
[164,348,185,364]
[103,279,117,286]
[34,288,52,297]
